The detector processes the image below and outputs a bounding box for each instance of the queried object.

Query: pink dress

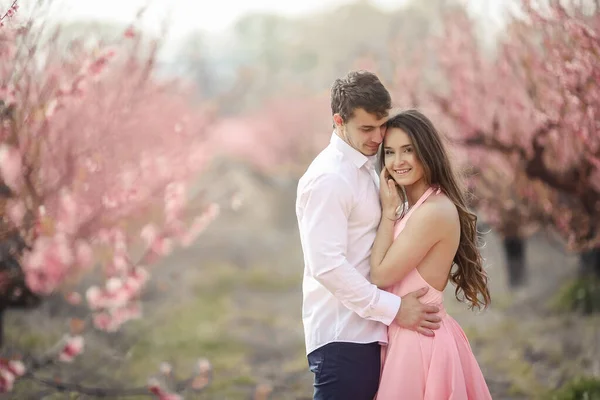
[375,187,492,400]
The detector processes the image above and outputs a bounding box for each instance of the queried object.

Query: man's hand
[394,287,441,337]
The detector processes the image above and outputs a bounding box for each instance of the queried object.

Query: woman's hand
[379,168,401,221]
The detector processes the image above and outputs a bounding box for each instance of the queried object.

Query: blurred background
[0,0,599,398]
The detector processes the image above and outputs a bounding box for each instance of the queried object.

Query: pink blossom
[179,204,220,247]
[6,361,24,377]
[159,362,172,375]
[0,369,15,392]
[148,378,183,400]
[85,286,102,310]
[0,18,223,390]
[150,237,173,256]
[96,229,111,244]
[74,240,93,270]
[22,235,74,294]
[56,191,79,234]
[92,312,116,331]
[0,145,22,190]
[65,291,82,305]
[92,303,141,332]
[122,270,146,294]
[124,26,136,38]
[45,98,58,118]
[58,335,84,362]
[164,182,187,223]
[6,199,25,225]
[0,360,25,383]
[140,224,158,248]
[111,255,128,274]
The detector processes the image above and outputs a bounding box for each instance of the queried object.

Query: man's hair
[330,70,391,125]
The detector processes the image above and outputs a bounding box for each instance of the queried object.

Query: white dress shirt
[296,132,402,355]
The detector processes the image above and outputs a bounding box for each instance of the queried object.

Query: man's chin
[362,146,379,156]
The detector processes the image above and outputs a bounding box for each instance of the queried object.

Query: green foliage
[552,277,600,314]
[550,377,600,400]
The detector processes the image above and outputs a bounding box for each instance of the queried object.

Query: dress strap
[403,186,439,220]
[394,186,441,239]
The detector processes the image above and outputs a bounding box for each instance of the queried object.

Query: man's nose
[373,127,385,143]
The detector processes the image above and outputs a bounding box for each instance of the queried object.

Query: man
[296,70,442,400]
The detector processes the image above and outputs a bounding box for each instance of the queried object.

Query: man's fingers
[422,304,440,314]
[423,314,442,324]
[420,321,441,330]
[417,327,435,337]
[413,286,429,298]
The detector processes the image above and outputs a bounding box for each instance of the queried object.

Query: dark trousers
[307,341,381,400]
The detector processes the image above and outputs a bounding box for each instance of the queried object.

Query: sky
[14,0,506,39]
[36,0,411,36]
[7,0,509,63]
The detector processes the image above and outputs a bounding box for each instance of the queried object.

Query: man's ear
[333,113,344,128]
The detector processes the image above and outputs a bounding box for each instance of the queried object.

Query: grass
[5,232,598,399]
[552,277,600,314]
[548,376,600,400]
[124,263,261,399]
[122,260,306,399]
[5,261,298,399]
[243,265,300,292]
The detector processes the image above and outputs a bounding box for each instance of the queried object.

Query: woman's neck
[404,179,430,207]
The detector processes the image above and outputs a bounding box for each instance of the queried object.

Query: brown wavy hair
[378,109,491,310]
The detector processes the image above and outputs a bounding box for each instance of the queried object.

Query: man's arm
[298,173,400,325]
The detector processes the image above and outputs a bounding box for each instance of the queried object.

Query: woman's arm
[370,203,452,288]
[369,216,396,286]
[370,169,402,280]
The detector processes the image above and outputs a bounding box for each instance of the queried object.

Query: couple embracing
[296,70,493,399]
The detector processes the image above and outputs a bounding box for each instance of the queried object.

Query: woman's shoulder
[410,191,459,228]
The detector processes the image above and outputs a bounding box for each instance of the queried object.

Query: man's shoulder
[298,163,355,198]
[299,148,356,186]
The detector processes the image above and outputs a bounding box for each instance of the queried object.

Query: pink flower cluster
[0,3,221,395]
[58,335,84,362]
[143,185,221,254]
[21,191,94,294]
[148,378,182,400]
[0,360,25,392]
[0,144,22,191]
[0,1,18,28]
[86,266,148,331]
[400,1,600,248]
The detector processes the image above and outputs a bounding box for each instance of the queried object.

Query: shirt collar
[330,132,378,170]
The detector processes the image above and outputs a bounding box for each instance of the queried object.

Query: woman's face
[383,127,425,187]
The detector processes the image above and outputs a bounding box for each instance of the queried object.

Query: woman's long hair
[378,109,491,310]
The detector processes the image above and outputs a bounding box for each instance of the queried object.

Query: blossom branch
[0,1,17,27]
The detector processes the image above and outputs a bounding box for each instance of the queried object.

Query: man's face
[335,108,388,156]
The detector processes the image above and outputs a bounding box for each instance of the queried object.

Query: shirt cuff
[375,290,401,326]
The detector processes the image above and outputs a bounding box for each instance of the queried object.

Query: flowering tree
[206,92,331,176]
[380,0,600,288]
[431,1,600,254]
[0,3,228,396]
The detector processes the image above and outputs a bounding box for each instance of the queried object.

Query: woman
[371,109,493,399]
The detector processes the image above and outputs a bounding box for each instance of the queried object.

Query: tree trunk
[579,247,600,278]
[503,236,526,288]
[0,309,4,349]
